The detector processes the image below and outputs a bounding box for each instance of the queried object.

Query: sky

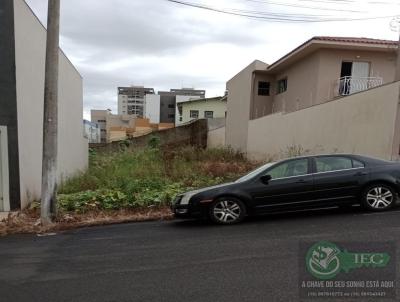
[24,0,400,120]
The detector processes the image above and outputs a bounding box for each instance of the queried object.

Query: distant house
[180,96,227,124]
[90,110,174,143]
[222,36,400,160]
[91,110,136,143]
[229,37,397,126]
[0,0,88,211]
[83,120,101,144]
[92,110,115,143]
[172,89,206,125]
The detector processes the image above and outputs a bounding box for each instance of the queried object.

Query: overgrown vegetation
[58,146,257,213]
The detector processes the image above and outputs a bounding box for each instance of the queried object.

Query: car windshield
[235,162,276,183]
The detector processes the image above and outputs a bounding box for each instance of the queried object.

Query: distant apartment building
[143,88,206,125]
[170,88,205,98]
[144,94,161,124]
[83,120,101,143]
[158,91,180,124]
[118,86,155,117]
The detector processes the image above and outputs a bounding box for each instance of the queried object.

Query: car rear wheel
[209,197,246,225]
[362,184,396,211]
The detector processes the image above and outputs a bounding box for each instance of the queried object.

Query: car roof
[277,154,393,165]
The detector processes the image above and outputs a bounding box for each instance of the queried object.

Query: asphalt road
[1,207,400,302]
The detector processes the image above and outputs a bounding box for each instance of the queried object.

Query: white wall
[14,0,88,208]
[208,126,226,148]
[246,82,400,161]
[144,94,160,124]
[83,122,100,143]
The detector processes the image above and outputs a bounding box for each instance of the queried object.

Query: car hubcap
[213,200,241,223]
[366,187,393,209]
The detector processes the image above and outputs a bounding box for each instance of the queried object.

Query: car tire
[209,197,246,225]
[361,183,396,211]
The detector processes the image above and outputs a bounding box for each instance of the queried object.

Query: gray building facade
[158,92,178,124]
[158,89,206,124]
[170,88,206,98]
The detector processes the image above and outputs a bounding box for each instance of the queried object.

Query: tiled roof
[313,36,398,46]
[266,36,398,71]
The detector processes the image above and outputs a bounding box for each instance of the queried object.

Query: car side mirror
[260,175,272,184]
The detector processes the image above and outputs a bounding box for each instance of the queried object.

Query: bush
[148,135,161,149]
[58,146,257,212]
[58,190,128,213]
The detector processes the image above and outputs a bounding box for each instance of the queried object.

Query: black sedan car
[171,154,400,224]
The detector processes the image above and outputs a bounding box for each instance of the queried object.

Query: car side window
[315,156,353,173]
[267,159,308,179]
[352,159,365,168]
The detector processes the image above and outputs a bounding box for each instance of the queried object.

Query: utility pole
[41,0,61,225]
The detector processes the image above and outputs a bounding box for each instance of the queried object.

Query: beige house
[180,96,227,124]
[91,110,137,143]
[223,36,400,160]
[91,110,112,143]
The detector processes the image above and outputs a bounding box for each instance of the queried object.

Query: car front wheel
[362,184,396,211]
[209,197,246,225]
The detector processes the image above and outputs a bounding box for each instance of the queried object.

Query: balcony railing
[337,76,383,96]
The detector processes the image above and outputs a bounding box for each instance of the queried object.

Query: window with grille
[277,78,288,94]
[258,81,270,96]
[190,110,199,118]
[204,111,214,118]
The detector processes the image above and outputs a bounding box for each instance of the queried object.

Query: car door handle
[354,171,368,176]
[296,179,309,183]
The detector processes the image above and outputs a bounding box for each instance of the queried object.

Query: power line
[241,0,365,13]
[165,0,397,23]
[298,0,399,5]
[229,8,332,18]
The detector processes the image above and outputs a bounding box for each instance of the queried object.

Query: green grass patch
[58,146,257,213]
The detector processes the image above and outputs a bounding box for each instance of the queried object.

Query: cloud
[24,0,399,120]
